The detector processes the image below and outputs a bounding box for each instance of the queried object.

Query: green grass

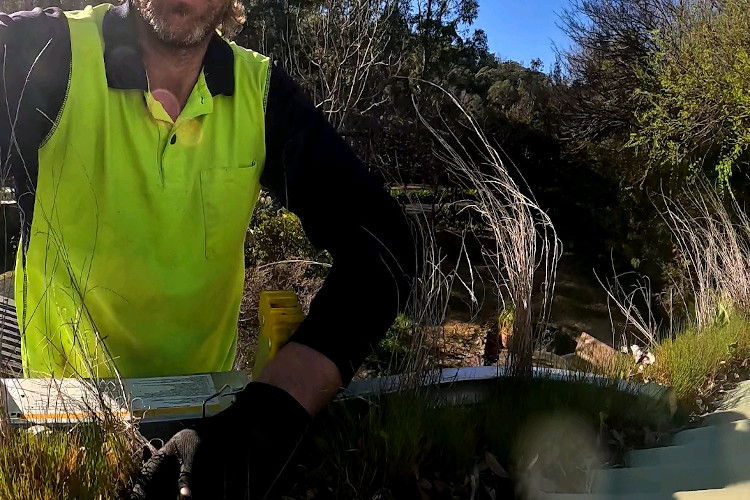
[0,420,137,500]
[289,376,672,499]
[646,316,750,402]
[4,317,744,499]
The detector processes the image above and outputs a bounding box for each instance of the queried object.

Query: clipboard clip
[201,384,244,419]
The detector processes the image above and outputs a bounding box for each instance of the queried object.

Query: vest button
[170,135,177,145]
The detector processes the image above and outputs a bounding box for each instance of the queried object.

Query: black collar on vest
[101,1,236,97]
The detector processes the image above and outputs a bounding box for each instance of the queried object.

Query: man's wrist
[254,342,343,416]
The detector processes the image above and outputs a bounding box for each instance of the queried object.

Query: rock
[630,345,656,366]
[547,326,577,355]
[27,425,51,436]
[575,332,618,370]
[533,351,573,370]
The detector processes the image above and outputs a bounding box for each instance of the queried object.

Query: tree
[409,0,480,78]
[287,0,406,132]
[628,0,750,185]
[558,0,675,149]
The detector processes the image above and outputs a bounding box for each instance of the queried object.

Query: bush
[0,422,137,500]
[363,314,416,376]
[646,317,750,402]
[245,193,330,269]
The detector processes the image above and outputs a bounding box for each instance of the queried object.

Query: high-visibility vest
[16,3,270,378]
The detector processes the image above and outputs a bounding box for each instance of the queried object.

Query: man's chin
[133,0,219,48]
[151,20,214,47]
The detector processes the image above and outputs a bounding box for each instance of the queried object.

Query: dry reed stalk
[657,179,750,330]
[412,84,561,377]
[397,212,464,388]
[596,265,659,349]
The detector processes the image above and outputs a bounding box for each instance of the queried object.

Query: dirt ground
[439,246,625,366]
[237,234,625,373]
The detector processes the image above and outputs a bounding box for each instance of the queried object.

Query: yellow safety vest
[16,4,270,378]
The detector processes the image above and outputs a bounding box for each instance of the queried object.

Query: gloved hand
[129,382,312,500]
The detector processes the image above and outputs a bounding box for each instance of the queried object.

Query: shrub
[363,314,417,376]
[646,317,750,402]
[0,422,137,500]
[245,193,330,269]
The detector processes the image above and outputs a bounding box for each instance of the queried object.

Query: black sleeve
[262,63,419,383]
[0,7,71,251]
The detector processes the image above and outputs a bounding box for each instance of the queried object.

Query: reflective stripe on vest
[16,4,269,378]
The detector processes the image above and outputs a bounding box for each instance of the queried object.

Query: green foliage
[646,316,750,402]
[628,0,750,185]
[245,193,330,269]
[293,377,671,499]
[0,423,136,500]
[364,313,415,376]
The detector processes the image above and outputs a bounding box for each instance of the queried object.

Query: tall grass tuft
[658,179,750,330]
[597,265,660,348]
[359,184,466,386]
[647,316,750,402]
[601,179,750,356]
[412,84,561,376]
[0,421,138,500]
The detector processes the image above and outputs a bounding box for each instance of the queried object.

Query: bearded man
[0,0,416,497]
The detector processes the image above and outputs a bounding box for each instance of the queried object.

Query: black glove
[129,382,312,500]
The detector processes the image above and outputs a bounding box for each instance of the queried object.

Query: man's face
[132,0,230,47]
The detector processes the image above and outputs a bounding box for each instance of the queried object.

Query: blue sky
[473,0,571,71]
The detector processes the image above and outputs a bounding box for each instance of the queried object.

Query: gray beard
[132,0,224,48]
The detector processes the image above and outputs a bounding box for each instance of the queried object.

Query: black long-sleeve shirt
[0,4,417,382]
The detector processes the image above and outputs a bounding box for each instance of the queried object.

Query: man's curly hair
[219,0,246,39]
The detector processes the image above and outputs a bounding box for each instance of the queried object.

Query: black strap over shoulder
[0,7,72,251]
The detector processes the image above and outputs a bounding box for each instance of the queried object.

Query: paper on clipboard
[127,374,220,419]
[1,378,129,424]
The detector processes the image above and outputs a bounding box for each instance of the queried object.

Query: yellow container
[252,291,305,379]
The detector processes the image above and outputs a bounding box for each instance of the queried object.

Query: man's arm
[0,7,71,252]
[259,64,418,404]
[131,62,419,500]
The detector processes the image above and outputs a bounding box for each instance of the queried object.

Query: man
[0,0,417,497]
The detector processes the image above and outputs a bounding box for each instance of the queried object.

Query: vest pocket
[200,166,259,259]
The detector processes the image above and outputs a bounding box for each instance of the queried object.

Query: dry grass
[0,420,138,500]
[646,317,750,404]
[597,266,660,348]
[364,83,562,385]
[657,180,750,330]
[412,84,561,377]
